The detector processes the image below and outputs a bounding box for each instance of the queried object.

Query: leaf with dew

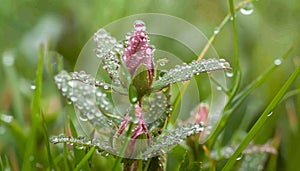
[142,123,205,159]
[54,71,122,128]
[94,29,123,85]
[151,58,231,91]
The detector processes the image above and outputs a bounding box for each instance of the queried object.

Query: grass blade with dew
[206,45,294,148]
[74,146,95,171]
[222,64,300,170]
[21,44,45,171]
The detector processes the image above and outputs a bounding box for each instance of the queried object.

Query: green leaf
[132,64,152,99]
[129,83,138,104]
[94,29,123,85]
[22,44,44,171]
[152,58,231,91]
[54,71,122,127]
[74,147,95,171]
[142,123,205,159]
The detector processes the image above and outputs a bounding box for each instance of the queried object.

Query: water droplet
[216,86,222,91]
[159,61,166,66]
[79,115,88,122]
[70,96,78,102]
[267,112,273,117]
[213,27,220,35]
[2,51,15,66]
[236,154,243,161]
[274,59,282,66]
[30,84,36,90]
[226,71,234,77]
[68,80,77,87]
[50,136,59,144]
[134,20,146,31]
[103,85,109,90]
[240,2,254,15]
[1,114,13,123]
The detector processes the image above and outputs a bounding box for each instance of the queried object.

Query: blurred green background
[1,0,300,170]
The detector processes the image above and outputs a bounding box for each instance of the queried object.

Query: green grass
[1,0,300,170]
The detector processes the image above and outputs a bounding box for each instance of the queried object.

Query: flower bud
[122,20,155,86]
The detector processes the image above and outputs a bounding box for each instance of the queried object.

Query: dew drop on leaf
[274,59,282,66]
[30,84,36,90]
[226,71,234,78]
[216,86,222,91]
[236,154,243,161]
[267,111,273,117]
[240,2,254,15]
[213,27,220,35]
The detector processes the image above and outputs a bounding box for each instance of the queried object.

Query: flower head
[122,20,155,86]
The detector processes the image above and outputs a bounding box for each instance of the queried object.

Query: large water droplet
[1,114,13,123]
[240,2,254,15]
[226,71,234,78]
[30,84,36,90]
[274,59,282,66]
[79,115,88,122]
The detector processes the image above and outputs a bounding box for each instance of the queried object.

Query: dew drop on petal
[274,59,282,66]
[103,85,109,90]
[240,2,254,15]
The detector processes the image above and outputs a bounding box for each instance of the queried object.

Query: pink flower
[194,103,209,125]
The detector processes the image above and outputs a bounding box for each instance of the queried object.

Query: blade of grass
[206,45,294,148]
[232,45,294,107]
[74,146,95,171]
[228,0,242,100]
[22,44,45,171]
[197,0,256,61]
[222,64,300,170]
[41,113,57,171]
[171,0,252,128]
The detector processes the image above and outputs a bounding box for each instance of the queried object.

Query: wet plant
[1,0,300,170]
[51,20,231,170]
